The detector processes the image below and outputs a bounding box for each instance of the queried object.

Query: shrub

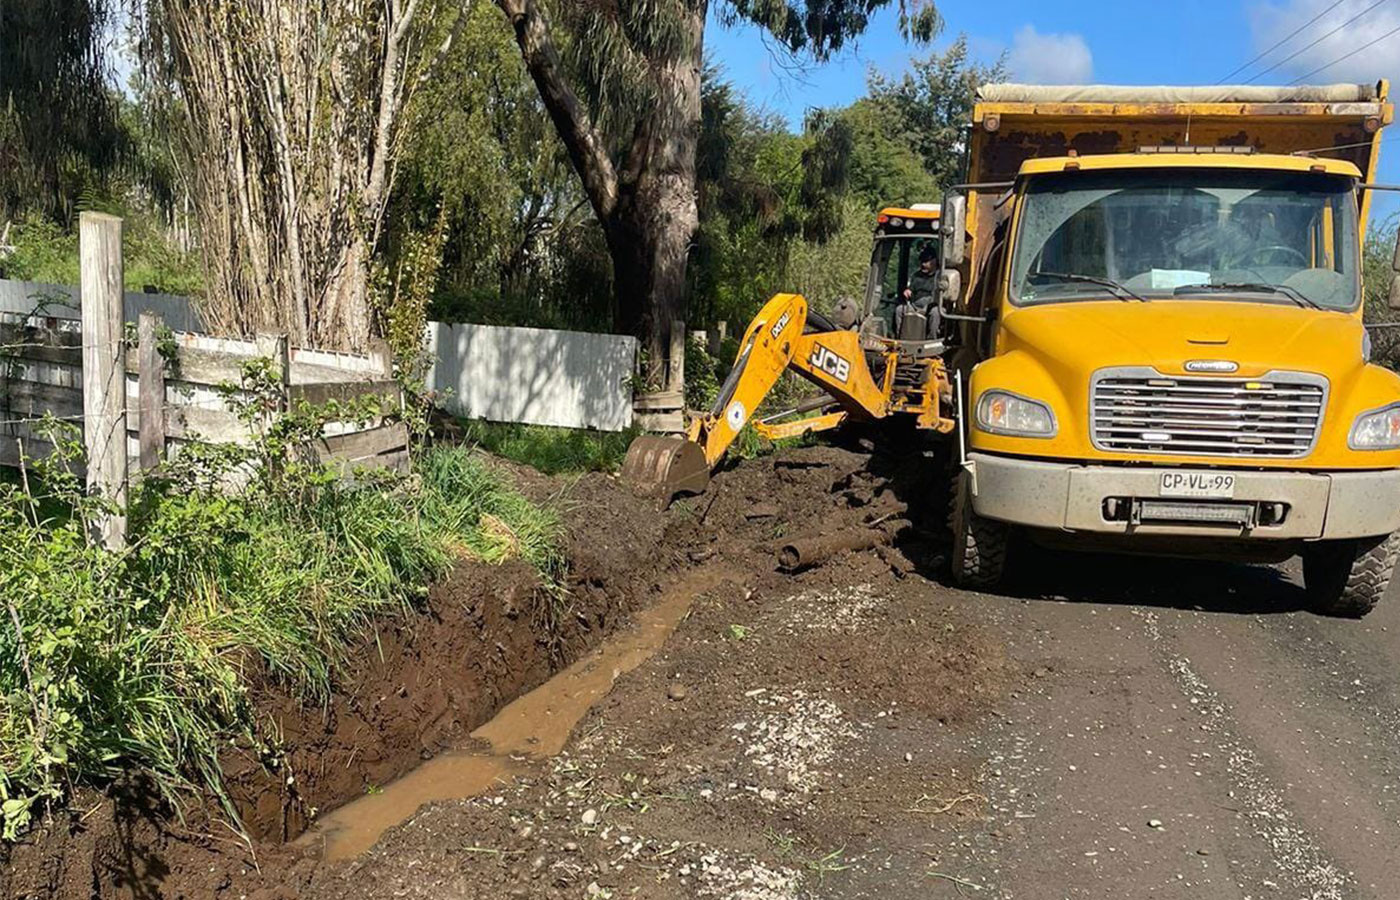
[0,418,559,839]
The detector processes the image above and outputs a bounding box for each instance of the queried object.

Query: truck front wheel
[949,467,1010,589]
[1302,532,1400,618]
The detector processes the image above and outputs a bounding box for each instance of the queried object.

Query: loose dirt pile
[296,440,1014,900]
[4,437,1013,899]
[1,461,670,900]
[304,537,1012,900]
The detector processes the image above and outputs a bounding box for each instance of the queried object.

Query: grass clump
[461,418,641,474]
[0,424,560,840]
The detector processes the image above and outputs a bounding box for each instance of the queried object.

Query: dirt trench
[0,461,681,899]
[2,438,955,899]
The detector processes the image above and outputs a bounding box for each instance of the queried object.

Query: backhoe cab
[865,204,946,341]
[622,205,957,501]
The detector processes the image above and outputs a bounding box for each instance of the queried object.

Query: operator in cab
[904,245,938,304]
[896,244,940,339]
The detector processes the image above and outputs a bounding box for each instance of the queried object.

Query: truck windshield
[1010,169,1360,310]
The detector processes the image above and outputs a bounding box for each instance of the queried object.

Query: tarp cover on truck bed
[976,83,1381,104]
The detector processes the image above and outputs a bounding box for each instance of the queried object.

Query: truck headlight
[1349,403,1400,450]
[976,390,1057,438]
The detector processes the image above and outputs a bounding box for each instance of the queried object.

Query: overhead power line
[1292,20,1400,81]
[1218,0,1347,83]
[1246,0,1392,83]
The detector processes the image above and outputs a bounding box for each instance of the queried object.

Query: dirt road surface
[291,445,1400,900]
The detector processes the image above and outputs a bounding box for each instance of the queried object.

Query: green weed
[459,419,640,475]
[0,413,561,839]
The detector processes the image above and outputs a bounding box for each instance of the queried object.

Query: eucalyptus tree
[493,0,941,388]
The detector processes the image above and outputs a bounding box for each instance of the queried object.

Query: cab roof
[1017,151,1363,179]
[878,205,940,220]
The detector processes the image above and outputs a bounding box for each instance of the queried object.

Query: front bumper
[967,452,1400,540]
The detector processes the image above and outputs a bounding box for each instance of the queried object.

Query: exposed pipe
[776,521,905,571]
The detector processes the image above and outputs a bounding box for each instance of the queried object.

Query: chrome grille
[1090,368,1326,458]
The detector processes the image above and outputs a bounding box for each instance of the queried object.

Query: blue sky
[706,0,1400,220]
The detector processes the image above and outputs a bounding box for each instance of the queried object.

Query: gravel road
[966,550,1400,900]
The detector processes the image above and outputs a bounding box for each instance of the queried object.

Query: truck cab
[945,83,1400,616]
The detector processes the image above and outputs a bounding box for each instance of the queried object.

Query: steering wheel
[1238,244,1309,268]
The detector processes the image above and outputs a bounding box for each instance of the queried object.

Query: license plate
[1159,471,1235,498]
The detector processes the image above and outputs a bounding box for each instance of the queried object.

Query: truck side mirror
[940,194,967,267]
[937,269,962,309]
[1390,228,1400,310]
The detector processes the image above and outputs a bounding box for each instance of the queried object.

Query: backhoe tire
[1302,531,1400,618]
[949,467,1009,590]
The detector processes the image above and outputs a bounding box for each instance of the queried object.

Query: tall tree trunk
[497,0,705,390]
[612,4,703,390]
[607,174,697,389]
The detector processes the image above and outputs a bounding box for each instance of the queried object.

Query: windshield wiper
[1030,271,1148,302]
[1172,282,1319,309]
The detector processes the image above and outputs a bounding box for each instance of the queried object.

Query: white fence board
[426,322,636,432]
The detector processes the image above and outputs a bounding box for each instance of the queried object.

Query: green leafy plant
[460,419,641,475]
[0,375,562,840]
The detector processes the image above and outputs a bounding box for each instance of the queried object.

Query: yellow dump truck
[945,83,1400,615]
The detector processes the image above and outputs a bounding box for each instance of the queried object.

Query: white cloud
[1246,0,1400,84]
[1008,25,1094,84]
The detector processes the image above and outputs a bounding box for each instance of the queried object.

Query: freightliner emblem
[1184,359,1239,373]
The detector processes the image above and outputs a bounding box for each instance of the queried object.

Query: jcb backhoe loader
[623,205,959,499]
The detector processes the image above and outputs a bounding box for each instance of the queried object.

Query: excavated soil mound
[300,446,1014,900]
[0,462,673,900]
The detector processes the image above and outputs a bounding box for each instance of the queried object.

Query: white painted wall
[426,322,637,432]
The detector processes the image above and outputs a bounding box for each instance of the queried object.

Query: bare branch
[495,0,619,220]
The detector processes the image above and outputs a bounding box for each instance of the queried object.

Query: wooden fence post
[80,211,127,549]
[137,312,166,471]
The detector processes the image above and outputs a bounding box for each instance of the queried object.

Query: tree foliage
[0,0,125,221]
[1364,217,1400,370]
[495,0,942,389]
[866,35,1006,191]
[3,1,1003,372]
[390,2,609,331]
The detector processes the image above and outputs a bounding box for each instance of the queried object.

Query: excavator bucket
[621,434,710,502]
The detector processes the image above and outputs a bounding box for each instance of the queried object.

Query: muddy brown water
[297,565,732,860]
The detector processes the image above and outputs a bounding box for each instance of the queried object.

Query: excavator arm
[623,293,894,500]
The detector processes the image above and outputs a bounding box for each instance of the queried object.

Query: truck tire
[949,467,1009,589]
[1302,531,1400,618]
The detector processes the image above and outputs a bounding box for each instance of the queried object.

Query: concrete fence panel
[426,322,637,432]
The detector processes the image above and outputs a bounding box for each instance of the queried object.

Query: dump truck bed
[970,82,1391,188]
